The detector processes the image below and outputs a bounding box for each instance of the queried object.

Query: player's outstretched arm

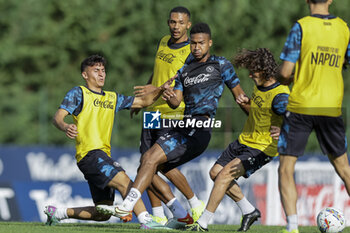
[132,76,176,108]
[52,109,78,139]
[231,84,250,115]
[130,73,154,118]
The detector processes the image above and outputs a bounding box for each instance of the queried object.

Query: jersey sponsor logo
[93,99,114,109]
[311,46,341,67]
[156,50,176,63]
[143,111,161,129]
[251,93,264,108]
[184,73,210,87]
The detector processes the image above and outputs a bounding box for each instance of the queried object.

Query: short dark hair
[233,48,277,80]
[169,6,191,18]
[81,54,106,73]
[309,0,328,3]
[190,22,211,38]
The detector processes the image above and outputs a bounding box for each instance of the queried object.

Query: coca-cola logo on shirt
[184,73,210,87]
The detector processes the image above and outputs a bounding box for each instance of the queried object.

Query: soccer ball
[317,207,346,233]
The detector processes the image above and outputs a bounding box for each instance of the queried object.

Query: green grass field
[0,222,349,233]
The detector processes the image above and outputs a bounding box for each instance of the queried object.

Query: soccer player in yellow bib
[45,55,173,230]
[277,1,350,233]
[185,48,290,232]
[131,6,205,225]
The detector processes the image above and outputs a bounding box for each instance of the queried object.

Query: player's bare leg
[110,144,168,214]
[189,158,260,231]
[278,155,298,216]
[164,168,194,199]
[107,171,133,198]
[147,188,163,207]
[209,164,223,181]
[278,155,299,232]
[149,174,177,203]
[135,144,168,193]
[66,205,112,221]
[163,168,205,221]
[98,171,150,222]
[328,152,350,196]
[206,158,245,213]
[146,183,169,225]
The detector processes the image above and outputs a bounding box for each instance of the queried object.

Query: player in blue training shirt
[96,22,250,229]
[186,48,290,232]
[130,6,205,225]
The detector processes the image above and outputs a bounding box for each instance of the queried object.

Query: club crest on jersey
[143,111,161,129]
[206,66,214,73]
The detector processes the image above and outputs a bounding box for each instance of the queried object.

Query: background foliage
[1,0,350,152]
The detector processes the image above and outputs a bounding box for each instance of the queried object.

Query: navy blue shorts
[77,149,125,204]
[278,111,347,157]
[140,119,173,155]
[156,117,212,173]
[215,140,273,178]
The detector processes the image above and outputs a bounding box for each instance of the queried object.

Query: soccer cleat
[166,213,194,229]
[151,215,168,225]
[191,200,205,222]
[140,219,172,230]
[185,222,208,231]
[96,204,132,222]
[278,229,299,233]
[44,205,60,226]
[237,208,261,231]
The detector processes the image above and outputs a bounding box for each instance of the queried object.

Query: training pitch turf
[0,222,349,233]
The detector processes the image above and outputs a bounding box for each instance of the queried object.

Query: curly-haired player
[186,48,290,232]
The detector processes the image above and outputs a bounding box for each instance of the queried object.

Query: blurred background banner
[0,146,349,225]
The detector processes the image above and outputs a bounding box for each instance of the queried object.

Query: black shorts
[156,117,212,173]
[140,119,173,155]
[215,140,273,178]
[77,149,125,204]
[277,111,347,157]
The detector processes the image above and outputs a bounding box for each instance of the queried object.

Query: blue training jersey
[59,86,135,115]
[174,55,240,118]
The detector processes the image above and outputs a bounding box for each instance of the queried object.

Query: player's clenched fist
[65,124,78,139]
[236,94,250,105]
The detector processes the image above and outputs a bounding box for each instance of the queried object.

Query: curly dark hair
[81,54,106,73]
[233,48,277,80]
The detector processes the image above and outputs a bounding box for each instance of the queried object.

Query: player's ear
[81,71,88,80]
[209,39,213,48]
[187,21,192,30]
